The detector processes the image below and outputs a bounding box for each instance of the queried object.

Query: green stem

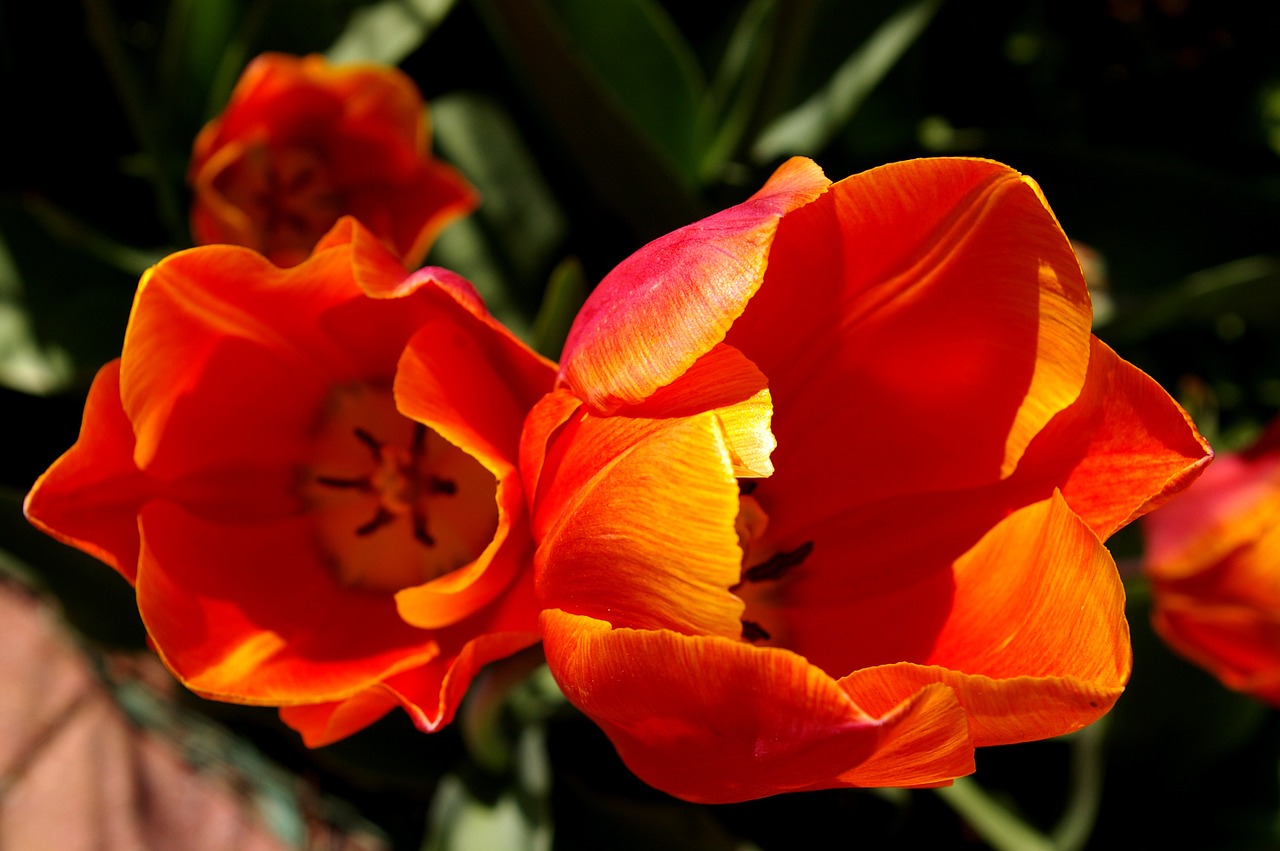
[934,778,1056,851]
[1051,718,1108,851]
[935,718,1109,851]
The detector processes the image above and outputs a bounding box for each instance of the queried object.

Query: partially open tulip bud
[189,53,476,268]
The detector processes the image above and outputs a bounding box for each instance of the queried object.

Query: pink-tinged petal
[533,410,746,639]
[23,361,148,581]
[1013,337,1212,540]
[136,501,439,704]
[559,157,830,413]
[1144,449,1276,583]
[1144,443,1280,706]
[837,493,1129,746]
[727,158,1093,511]
[541,610,974,803]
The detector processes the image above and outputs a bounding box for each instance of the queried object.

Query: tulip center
[218,142,345,265]
[301,383,499,593]
[734,480,812,644]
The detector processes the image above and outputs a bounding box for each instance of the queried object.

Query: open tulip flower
[189,53,476,268]
[521,156,1212,803]
[24,218,555,745]
[1144,419,1280,705]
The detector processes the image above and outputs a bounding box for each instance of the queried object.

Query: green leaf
[1100,255,1280,341]
[695,0,778,182]
[428,92,569,337]
[423,773,552,851]
[0,202,141,380]
[327,0,458,65]
[532,258,588,360]
[0,234,74,396]
[544,0,706,182]
[473,0,704,240]
[751,0,943,162]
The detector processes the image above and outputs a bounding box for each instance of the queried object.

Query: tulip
[1144,419,1280,705]
[25,218,554,744]
[521,157,1212,802]
[189,53,475,268]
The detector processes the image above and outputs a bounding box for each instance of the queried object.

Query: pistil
[303,384,499,593]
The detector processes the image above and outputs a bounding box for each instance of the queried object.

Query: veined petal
[727,158,1093,510]
[838,493,1129,745]
[559,157,829,413]
[615,343,774,477]
[1014,337,1212,540]
[541,610,974,803]
[534,409,746,639]
[520,389,585,516]
[23,361,148,581]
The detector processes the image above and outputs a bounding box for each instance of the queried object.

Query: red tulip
[521,157,1212,802]
[24,218,554,745]
[189,53,476,268]
[1144,419,1280,705]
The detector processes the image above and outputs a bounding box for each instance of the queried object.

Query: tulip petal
[1145,449,1280,705]
[189,53,476,267]
[122,246,358,473]
[1144,449,1279,583]
[1014,337,1212,540]
[560,157,830,413]
[1152,591,1280,705]
[837,493,1129,745]
[390,300,554,629]
[727,158,1092,510]
[617,343,775,477]
[136,501,439,704]
[534,409,746,639]
[23,361,148,581]
[541,609,974,803]
[284,571,542,745]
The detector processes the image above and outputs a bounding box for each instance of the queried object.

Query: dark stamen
[429,476,457,495]
[412,510,435,547]
[410,422,427,460]
[355,506,395,537]
[738,479,758,495]
[742,541,814,583]
[741,620,771,642]
[315,474,372,491]
[353,427,384,460]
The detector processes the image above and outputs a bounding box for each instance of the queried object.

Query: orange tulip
[1144,419,1280,705]
[189,53,476,268]
[25,218,555,745]
[521,157,1212,802]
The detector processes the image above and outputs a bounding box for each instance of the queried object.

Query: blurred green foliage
[2,1,1279,849]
